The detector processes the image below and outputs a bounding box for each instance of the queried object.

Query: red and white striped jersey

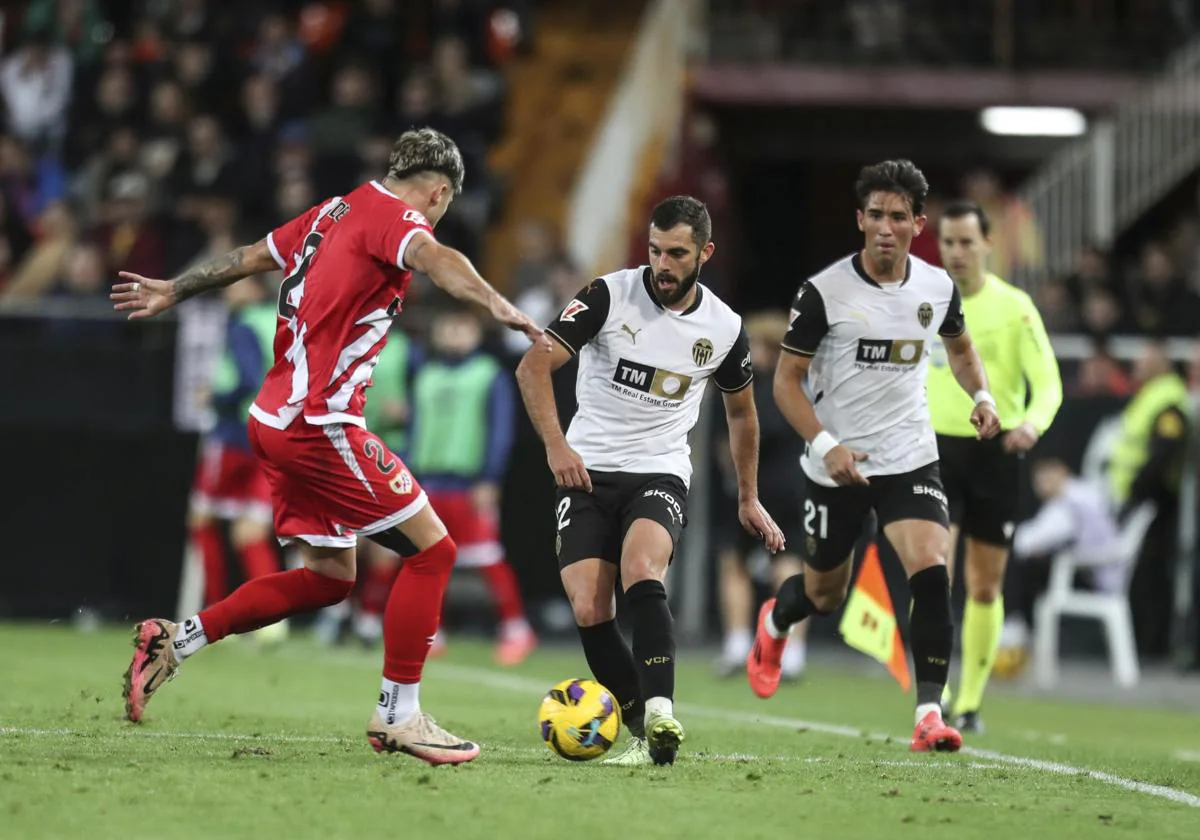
[250,180,433,431]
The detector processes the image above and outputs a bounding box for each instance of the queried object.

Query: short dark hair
[855,160,929,216]
[388,127,465,194]
[650,195,711,247]
[941,200,991,237]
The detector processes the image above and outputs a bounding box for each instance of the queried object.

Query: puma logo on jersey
[560,299,588,322]
[621,323,642,343]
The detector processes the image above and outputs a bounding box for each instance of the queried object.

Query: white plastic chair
[1032,503,1156,689]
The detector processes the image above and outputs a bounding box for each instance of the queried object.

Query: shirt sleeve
[781,281,829,356]
[369,205,436,270]
[714,325,753,392]
[545,279,611,355]
[1016,293,1064,434]
[266,203,323,270]
[938,283,966,337]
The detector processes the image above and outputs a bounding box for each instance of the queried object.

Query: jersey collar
[852,252,911,288]
[641,266,704,315]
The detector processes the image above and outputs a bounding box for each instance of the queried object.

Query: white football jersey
[782,253,965,487]
[546,267,752,486]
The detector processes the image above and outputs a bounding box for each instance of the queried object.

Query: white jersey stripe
[322,425,377,500]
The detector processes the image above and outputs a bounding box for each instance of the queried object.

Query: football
[538,678,621,761]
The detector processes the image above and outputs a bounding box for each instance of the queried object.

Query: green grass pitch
[2,623,1199,839]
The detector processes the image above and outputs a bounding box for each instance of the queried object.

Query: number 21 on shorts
[804,499,828,539]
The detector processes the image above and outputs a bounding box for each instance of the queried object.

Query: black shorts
[555,471,689,569]
[717,489,805,560]
[936,434,1021,546]
[802,462,949,572]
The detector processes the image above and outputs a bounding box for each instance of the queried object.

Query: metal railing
[706,0,1191,70]
[1013,37,1200,290]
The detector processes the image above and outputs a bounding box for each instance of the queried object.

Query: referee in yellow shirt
[929,201,1063,733]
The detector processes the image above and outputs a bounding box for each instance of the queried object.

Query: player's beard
[653,262,701,307]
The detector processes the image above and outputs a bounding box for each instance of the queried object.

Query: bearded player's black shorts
[802,461,949,571]
[554,470,689,569]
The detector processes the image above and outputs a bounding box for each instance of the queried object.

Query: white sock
[172,616,208,662]
[723,628,752,661]
[499,617,531,638]
[764,610,788,640]
[915,702,942,725]
[378,678,420,726]
[644,696,673,721]
[781,637,807,676]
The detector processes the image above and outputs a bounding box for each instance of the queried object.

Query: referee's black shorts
[935,433,1022,547]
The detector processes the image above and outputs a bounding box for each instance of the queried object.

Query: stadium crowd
[0,0,528,309]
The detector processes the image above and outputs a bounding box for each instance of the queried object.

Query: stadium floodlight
[979,106,1088,137]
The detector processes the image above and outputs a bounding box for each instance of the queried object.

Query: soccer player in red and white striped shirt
[113,128,547,765]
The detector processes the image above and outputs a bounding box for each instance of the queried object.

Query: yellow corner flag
[838,542,911,692]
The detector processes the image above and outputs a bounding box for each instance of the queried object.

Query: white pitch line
[429,662,1200,809]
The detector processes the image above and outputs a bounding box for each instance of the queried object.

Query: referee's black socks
[576,620,645,737]
[626,579,675,714]
[907,564,953,707]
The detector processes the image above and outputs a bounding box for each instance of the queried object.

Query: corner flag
[838,542,911,691]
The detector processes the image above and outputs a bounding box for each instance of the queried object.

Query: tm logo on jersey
[854,339,925,371]
[612,358,693,404]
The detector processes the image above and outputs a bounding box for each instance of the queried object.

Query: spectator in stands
[1034,279,1080,332]
[0,200,76,301]
[1128,242,1200,336]
[1071,339,1133,398]
[1107,340,1192,657]
[1064,244,1117,309]
[0,28,73,153]
[509,219,558,296]
[962,169,1043,280]
[92,170,164,281]
[1081,286,1132,338]
[504,255,580,355]
[0,132,67,231]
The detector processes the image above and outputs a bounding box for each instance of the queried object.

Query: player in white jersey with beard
[517,196,785,766]
[745,160,1001,752]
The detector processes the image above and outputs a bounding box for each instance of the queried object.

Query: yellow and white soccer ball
[538,678,621,761]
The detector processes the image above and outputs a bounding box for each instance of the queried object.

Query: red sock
[479,560,527,624]
[192,523,227,607]
[361,561,400,616]
[383,535,457,683]
[237,538,280,581]
[200,568,353,642]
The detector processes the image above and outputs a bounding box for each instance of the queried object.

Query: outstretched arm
[111,239,278,319]
[405,232,548,349]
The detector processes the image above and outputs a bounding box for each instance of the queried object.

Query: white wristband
[973,390,995,407]
[811,430,839,460]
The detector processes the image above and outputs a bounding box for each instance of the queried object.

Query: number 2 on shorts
[556,497,572,531]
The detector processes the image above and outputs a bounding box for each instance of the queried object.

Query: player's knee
[408,534,458,572]
[967,581,1002,603]
[807,587,848,614]
[620,553,668,586]
[570,594,616,627]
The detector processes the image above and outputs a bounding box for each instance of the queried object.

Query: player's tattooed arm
[111,239,277,319]
[172,240,278,303]
[406,233,547,348]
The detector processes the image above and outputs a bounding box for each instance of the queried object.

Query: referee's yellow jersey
[927,273,1063,437]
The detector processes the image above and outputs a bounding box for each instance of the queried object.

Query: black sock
[577,620,644,737]
[908,565,953,707]
[626,579,675,711]
[771,573,827,630]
